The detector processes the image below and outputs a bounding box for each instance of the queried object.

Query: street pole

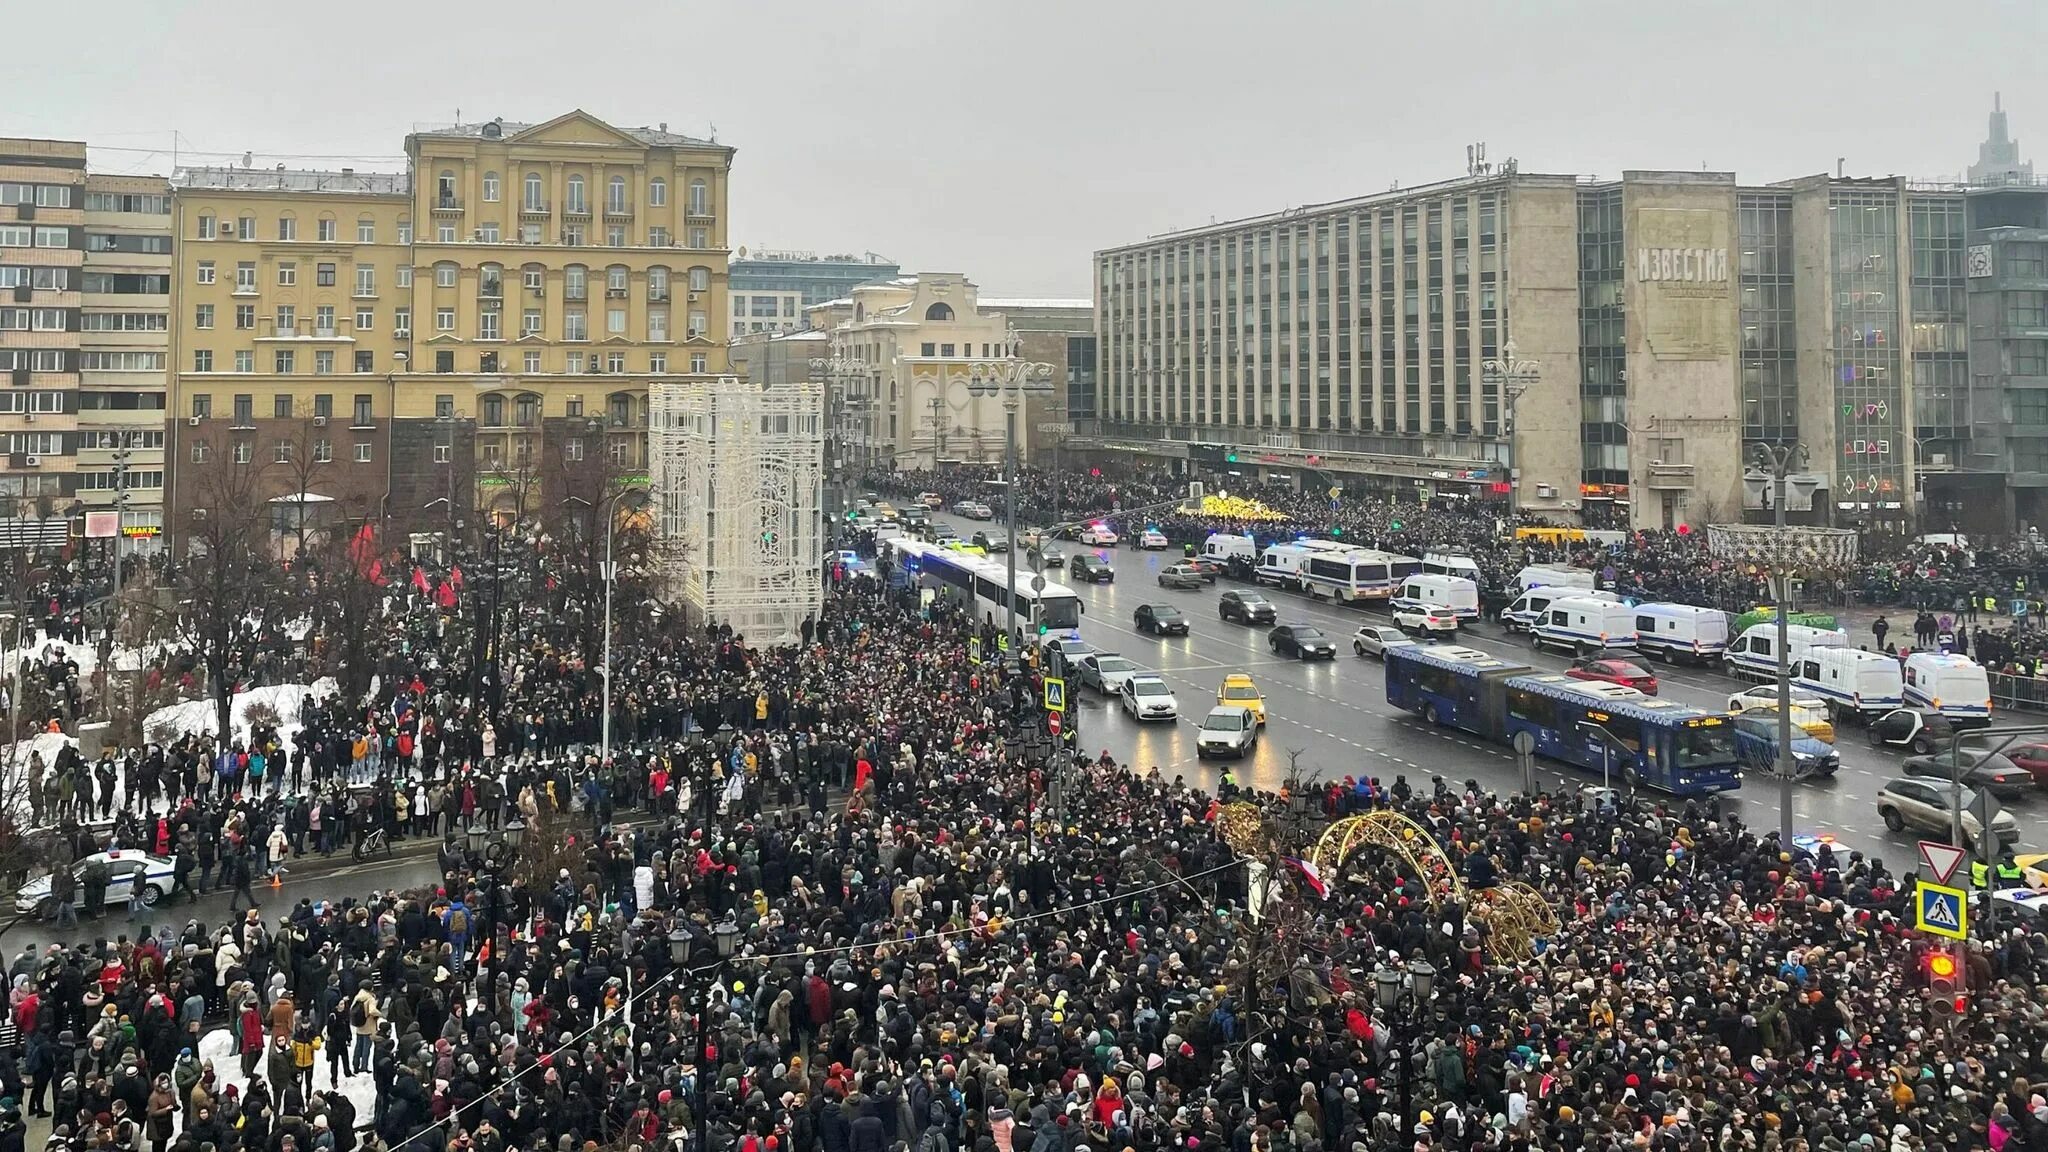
[105,432,129,721]
[1003,398,1019,647]
[1757,442,1805,848]
[1481,339,1538,527]
[600,500,616,766]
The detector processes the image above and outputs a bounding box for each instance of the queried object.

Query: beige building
[0,137,87,516]
[166,110,735,541]
[823,274,1051,468]
[78,174,175,544]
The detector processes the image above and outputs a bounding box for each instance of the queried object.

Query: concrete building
[1970,94,2035,187]
[821,274,1064,468]
[1093,165,2041,531]
[166,110,735,545]
[729,249,896,307]
[0,137,87,516]
[727,327,827,387]
[78,173,174,548]
[729,287,803,338]
[980,298,1093,463]
[1951,183,2048,531]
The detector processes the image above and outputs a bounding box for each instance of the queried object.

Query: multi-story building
[730,250,896,308]
[823,274,1060,468]
[1954,184,2048,531]
[0,137,87,515]
[1970,94,2035,187]
[167,110,734,544]
[980,298,1094,463]
[730,288,804,338]
[1092,162,2042,531]
[78,173,173,546]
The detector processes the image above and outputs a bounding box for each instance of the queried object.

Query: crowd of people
[4,553,2048,1152]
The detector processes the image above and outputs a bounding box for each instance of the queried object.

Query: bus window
[1039,596,1081,631]
[1672,722,1737,769]
[1507,687,1555,727]
[1599,713,1644,756]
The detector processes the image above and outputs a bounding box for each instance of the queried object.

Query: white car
[1352,624,1413,658]
[953,500,994,520]
[1078,652,1143,695]
[1196,706,1259,758]
[1393,605,1461,635]
[1079,524,1120,546]
[1727,685,1827,713]
[15,849,175,918]
[1120,675,1180,720]
[1137,528,1170,550]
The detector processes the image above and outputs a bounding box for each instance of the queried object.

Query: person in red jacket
[237,999,264,1077]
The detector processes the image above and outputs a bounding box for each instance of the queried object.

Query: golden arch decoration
[1309,812,1558,964]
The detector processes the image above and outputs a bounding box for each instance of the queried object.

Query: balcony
[604,202,633,220]
[562,201,592,220]
[519,201,550,218]
[1645,461,1696,490]
[432,196,464,214]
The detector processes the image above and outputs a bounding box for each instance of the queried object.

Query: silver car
[15,850,176,918]
[1876,777,2019,854]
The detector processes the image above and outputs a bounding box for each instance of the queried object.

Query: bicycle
[352,827,394,862]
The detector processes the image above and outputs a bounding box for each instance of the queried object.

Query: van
[1902,651,1993,727]
[1422,552,1484,581]
[1202,533,1259,566]
[1794,646,1904,720]
[1532,595,1639,655]
[1632,604,1729,666]
[1255,542,1328,590]
[1724,622,1848,682]
[1502,586,1620,634]
[1393,574,1481,624]
[1515,564,1596,594]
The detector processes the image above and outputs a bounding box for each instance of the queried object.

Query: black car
[1219,589,1277,624]
[1902,749,2036,799]
[1269,623,1337,660]
[1135,604,1190,636]
[1069,554,1115,583]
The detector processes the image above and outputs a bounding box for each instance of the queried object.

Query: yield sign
[1919,840,1967,886]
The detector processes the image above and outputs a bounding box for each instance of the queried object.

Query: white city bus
[884,538,1084,640]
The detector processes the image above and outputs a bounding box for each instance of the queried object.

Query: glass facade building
[729,252,899,307]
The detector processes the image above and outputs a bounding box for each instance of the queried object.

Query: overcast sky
[14,0,2044,296]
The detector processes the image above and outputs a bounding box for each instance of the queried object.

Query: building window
[436,263,457,288]
[607,175,627,213]
[565,311,588,341]
[238,215,255,240]
[565,265,587,300]
[316,262,336,287]
[315,350,334,374]
[690,353,707,373]
[272,394,293,421]
[920,342,936,357]
[235,350,253,373]
[605,224,625,246]
[480,264,504,296]
[925,302,954,321]
[277,262,296,286]
[315,304,335,333]
[649,178,667,207]
[190,439,209,462]
[648,267,669,300]
[687,180,708,215]
[317,218,336,242]
[278,217,296,241]
[480,311,501,340]
[394,307,411,333]
[482,395,504,426]
[357,217,375,243]
[274,350,296,373]
[231,440,251,465]
[649,226,669,247]
[483,172,500,202]
[436,308,455,332]
[356,266,376,296]
[605,352,623,373]
[191,394,212,418]
[523,265,544,291]
[437,223,455,243]
[524,173,544,210]
[521,223,542,244]
[688,311,707,338]
[437,170,457,205]
[355,350,373,373]
[276,304,296,334]
[197,260,216,285]
[607,307,626,336]
[689,227,707,249]
[435,349,454,373]
[649,352,666,372]
[232,394,253,424]
[567,175,586,214]
[236,304,255,329]
[523,309,542,336]
[397,219,412,244]
[688,266,710,292]
[353,394,373,425]
[193,350,213,372]
[197,214,215,239]
[565,437,583,462]
[354,442,372,463]
[524,351,542,373]
[313,439,331,462]
[235,262,256,292]
[195,303,214,329]
[648,310,668,342]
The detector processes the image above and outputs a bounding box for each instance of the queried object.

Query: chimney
[341,167,355,178]
[659,122,668,133]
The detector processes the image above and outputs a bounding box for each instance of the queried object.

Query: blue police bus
[1384,645,1742,795]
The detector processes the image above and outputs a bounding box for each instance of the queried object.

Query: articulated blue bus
[1384,644,1742,795]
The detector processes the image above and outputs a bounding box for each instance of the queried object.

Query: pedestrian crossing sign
[1043,677,1068,713]
[1915,880,1968,940]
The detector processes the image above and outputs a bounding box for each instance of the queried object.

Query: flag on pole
[411,567,430,594]
[1280,856,1329,900]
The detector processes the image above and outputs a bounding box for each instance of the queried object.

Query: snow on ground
[6,629,175,678]
[141,677,340,750]
[195,1023,380,1129]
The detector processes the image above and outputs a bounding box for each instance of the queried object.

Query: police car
[15,850,176,918]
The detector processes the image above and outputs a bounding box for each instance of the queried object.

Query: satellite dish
[737,245,748,258]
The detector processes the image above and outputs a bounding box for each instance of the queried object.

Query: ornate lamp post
[1374,958,1437,1140]
[1480,338,1540,521]
[964,331,1055,648]
[1708,445,1856,845]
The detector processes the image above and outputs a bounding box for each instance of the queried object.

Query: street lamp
[381,349,411,532]
[1373,958,1436,1140]
[1480,338,1540,521]
[472,816,524,1002]
[693,919,740,1152]
[1707,449,1856,846]
[964,332,1055,648]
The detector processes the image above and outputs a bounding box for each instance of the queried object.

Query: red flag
[411,567,429,594]
[436,581,457,610]
[347,523,378,579]
[367,559,387,587]
[449,565,465,589]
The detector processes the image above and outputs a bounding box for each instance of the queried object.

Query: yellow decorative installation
[1309,812,1558,963]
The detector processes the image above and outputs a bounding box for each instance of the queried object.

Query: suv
[1135,604,1190,636]
[1352,624,1410,659]
[1393,604,1461,635]
[972,530,1010,553]
[1195,706,1259,758]
[1069,554,1115,583]
[1877,777,2019,853]
[1219,589,1277,624]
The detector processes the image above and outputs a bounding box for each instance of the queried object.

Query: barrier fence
[1990,671,2048,717]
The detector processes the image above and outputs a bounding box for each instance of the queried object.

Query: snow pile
[195,1023,379,1131]
[6,630,177,678]
[141,677,340,749]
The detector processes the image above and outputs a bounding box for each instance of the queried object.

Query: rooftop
[412,115,720,150]
[980,298,1093,312]
[172,166,410,195]
[733,250,896,266]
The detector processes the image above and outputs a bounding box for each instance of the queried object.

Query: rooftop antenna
[709,122,718,142]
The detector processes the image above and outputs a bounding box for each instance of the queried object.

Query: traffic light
[1925,949,1964,1016]
[1037,622,1049,636]
[1331,526,1343,537]
[1390,519,1403,531]
[1225,451,1239,463]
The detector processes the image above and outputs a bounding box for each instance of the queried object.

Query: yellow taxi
[1731,700,1836,744]
[1218,673,1266,726]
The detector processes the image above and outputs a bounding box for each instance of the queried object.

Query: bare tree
[161,450,287,741]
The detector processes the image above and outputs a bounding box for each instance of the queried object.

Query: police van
[1531,595,1639,655]
[1724,623,1847,682]
[1514,564,1596,594]
[1502,586,1621,635]
[1793,646,1904,721]
[1632,603,1729,666]
[1902,651,1993,727]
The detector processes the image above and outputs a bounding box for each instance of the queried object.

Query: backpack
[351,999,368,1027]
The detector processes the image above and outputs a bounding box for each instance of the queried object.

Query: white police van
[1632,603,1729,666]
[1531,596,1639,655]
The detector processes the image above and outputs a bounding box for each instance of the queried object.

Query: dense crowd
[8,570,2048,1152]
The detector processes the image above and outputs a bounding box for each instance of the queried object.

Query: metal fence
[1990,671,2048,716]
